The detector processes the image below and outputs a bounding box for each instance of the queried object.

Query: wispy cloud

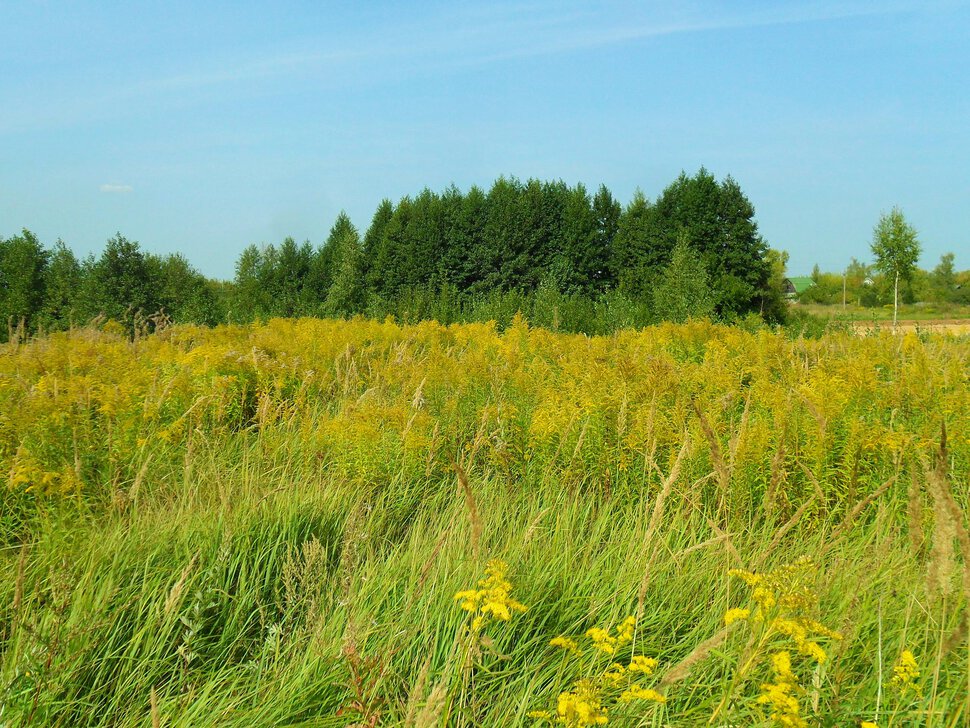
[122,0,930,99]
[100,183,133,193]
[0,0,945,134]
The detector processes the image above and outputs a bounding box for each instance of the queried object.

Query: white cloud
[99,183,133,193]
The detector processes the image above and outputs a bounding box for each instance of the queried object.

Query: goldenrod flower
[557,680,608,727]
[453,559,527,632]
[627,655,658,674]
[550,636,581,654]
[723,607,751,626]
[618,684,666,703]
[757,651,806,728]
[889,650,920,698]
[586,627,617,655]
[602,663,626,685]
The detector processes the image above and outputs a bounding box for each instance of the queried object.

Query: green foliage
[651,237,715,323]
[323,228,366,317]
[871,207,921,284]
[38,241,81,331]
[1,320,968,724]
[0,229,49,339]
[83,233,156,326]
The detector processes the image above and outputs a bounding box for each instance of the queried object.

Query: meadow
[0,317,968,726]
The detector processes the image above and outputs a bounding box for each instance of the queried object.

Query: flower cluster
[454,559,527,632]
[888,650,920,699]
[585,616,636,655]
[531,616,664,726]
[727,558,842,665]
[756,651,806,728]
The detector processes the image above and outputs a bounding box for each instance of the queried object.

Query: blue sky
[2,0,968,280]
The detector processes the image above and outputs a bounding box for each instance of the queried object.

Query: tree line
[2,169,789,341]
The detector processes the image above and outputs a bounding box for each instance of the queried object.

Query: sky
[2,0,969,280]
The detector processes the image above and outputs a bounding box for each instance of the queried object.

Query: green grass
[798,302,970,322]
[1,319,968,726]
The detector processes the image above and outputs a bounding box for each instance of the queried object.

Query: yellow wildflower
[615,615,636,646]
[889,650,920,698]
[586,627,616,655]
[757,651,806,728]
[618,684,666,703]
[723,607,751,626]
[602,663,626,685]
[557,679,608,726]
[627,655,658,674]
[453,559,527,632]
[550,636,581,654]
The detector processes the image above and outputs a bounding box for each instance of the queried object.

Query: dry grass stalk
[454,460,482,561]
[660,623,740,688]
[727,393,752,474]
[821,475,897,557]
[673,533,727,562]
[797,460,826,504]
[522,507,550,546]
[756,496,816,569]
[764,439,788,519]
[150,686,161,728]
[164,555,197,617]
[129,451,154,507]
[12,543,27,616]
[924,461,957,601]
[692,403,729,492]
[403,657,432,726]
[340,503,370,606]
[921,425,970,620]
[637,437,690,611]
[413,677,448,728]
[702,515,742,568]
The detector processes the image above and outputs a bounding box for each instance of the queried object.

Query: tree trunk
[893,270,899,329]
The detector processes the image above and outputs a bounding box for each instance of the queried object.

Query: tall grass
[1,318,968,725]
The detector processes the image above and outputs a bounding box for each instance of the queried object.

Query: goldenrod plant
[0,317,968,725]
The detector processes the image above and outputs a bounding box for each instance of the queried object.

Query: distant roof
[785,277,815,294]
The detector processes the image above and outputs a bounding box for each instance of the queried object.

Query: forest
[0,170,785,339]
[2,168,966,343]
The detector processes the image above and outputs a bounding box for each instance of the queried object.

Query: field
[1,318,969,726]
[797,303,970,333]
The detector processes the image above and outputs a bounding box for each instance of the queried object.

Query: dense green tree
[149,253,221,325]
[592,184,621,289]
[39,240,81,331]
[479,178,523,294]
[231,245,271,322]
[760,248,789,324]
[652,236,714,323]
[611,190,654,294]
[931,252,957,302]
[871,207,921,325]
[450,185,488,292]
[324,228,366,316]
[272,237,313,317]
[403,189,445,288]
[650,170,769,316]
[0,229,49,338]
[307,213,357,309]
[553,183,600,294]
[84,234,155,324]
[369,197,412,296]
